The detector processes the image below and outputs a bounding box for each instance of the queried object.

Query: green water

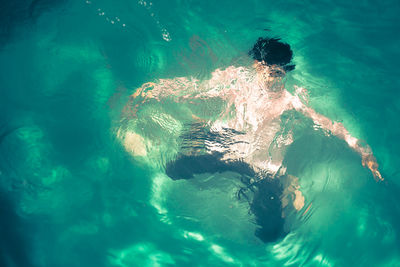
[1,0,400,266]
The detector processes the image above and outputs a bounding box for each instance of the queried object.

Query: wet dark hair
[249,37,295,72]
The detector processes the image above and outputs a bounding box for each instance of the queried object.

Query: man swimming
[117,37,383,242]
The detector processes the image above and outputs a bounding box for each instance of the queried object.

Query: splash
[138,0,172,42]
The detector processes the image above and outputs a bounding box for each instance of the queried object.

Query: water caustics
[1,0,399,266]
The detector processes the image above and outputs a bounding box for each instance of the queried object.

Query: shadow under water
[165,152,287,243]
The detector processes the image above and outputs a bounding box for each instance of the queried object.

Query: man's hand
[362,153,384,181]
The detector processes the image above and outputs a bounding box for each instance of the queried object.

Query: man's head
[249,37,295,73]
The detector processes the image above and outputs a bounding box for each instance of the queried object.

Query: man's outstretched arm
[291,88,383,181]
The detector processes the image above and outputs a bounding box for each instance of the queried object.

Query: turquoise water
[1,0,400,266]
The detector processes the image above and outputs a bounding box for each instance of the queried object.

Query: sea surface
[1,0,400,266]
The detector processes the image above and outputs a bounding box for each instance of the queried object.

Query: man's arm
[290,87,383,181]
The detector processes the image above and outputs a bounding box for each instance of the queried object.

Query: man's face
[253,60,285,92]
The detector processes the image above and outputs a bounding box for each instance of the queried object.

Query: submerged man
[117,37,383,242]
